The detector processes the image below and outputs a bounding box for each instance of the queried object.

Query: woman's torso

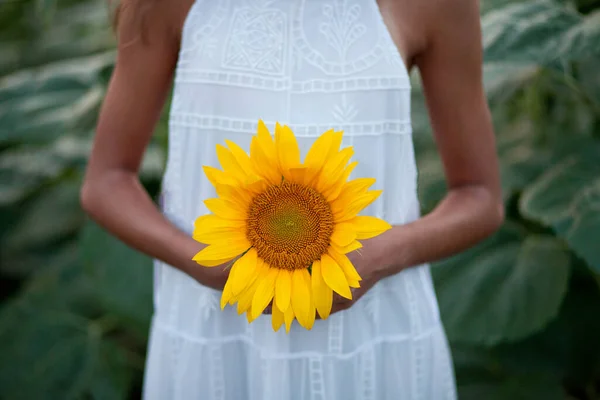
[155,0,443,349]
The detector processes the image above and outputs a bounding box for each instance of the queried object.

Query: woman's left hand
[327,234,396,316]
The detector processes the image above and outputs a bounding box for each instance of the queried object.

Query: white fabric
[143,0,457,399]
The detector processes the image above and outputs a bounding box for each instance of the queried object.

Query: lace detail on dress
[143,1,457,398]
[170,115,411,137]
[178,0,228,67]
[308,357,326,400]
[223,0,288,75]
[294,0,385,75]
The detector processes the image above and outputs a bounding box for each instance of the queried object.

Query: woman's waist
[152,261,442,345]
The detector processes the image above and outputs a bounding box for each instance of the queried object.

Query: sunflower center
[246,181,334,270]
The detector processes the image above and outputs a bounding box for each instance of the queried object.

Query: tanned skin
[81,0,503,314]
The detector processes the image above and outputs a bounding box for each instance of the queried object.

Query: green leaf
[458,375,564,400]
[492,266,600,387]
[520,153,600,272]
[554,10,600,61]
[0,304,132,400]
[79,221,153,338]
[0,52,113,145]
[482,0,581,65]
[433,230,571,346]
[484,63,539,103]
[0,180,85,277]
[416,149,446,212]
[553,180,600,273]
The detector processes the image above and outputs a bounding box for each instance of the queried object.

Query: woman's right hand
[178,239,233,291]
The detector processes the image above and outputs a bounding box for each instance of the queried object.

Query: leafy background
[0,0,599,399]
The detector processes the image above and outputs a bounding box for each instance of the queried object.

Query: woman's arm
[372,0,504,277]
[81,1,227,290]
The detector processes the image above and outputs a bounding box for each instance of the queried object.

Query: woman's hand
[186,264,231,291]
[327,233,397,315]
[179,240,234,291]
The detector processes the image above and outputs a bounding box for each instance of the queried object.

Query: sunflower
[192,120,391,332]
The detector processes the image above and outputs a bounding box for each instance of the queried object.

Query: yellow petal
[194,214,245,233]
[203,166,238,187]
[225,139,254,174]
[192,214,245,243]
[307,303,316,330]
[275,270,292,312]
[193,229,247,246]
[220,275,234,310]
[323,161,358,202]
[303,129,334,184]
[251,268,278,319]
[349,215,392,239]
[348,279,360,288]
[275,123,300,180]
[250,136,281,184]
[204,198,247,220]
[288,167,308,186]
[216,144,248,182]
[331,240,363,255]
[304,129,334,166]
[193,229,247,247]
[311,260,333,319]
[327,130,344,159]
[229,248,259,296]
[328,247,362,282]
[320,254,352,300]
[291,269,311,328]
[303,270,316,330]
[334,177,377,203]
[271,299,285,332]
[215,183,253,210]
[333,190,382,222]
[315,147,354,193]
[284,304,295,333]
[330,223,357,248]
[193,239,249,267]
[256,120,276,157]
[244,176,269,195]
[237,278,260,314]
[246,309,255,323]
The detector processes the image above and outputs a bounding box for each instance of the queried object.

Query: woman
[81,0,503,398]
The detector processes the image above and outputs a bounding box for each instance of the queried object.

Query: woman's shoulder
[377,0,481,67]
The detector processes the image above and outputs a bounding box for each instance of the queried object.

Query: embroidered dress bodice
[143,1,457,399]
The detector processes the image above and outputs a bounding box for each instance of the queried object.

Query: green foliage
[0,1,167,398]
[415,0,600,397]
[0,0,599,399]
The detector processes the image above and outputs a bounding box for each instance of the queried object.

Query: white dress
[143,0,457,399]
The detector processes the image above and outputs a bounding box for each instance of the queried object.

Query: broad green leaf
[495,127,585,200]
[0,147,64,206]
[553,180,600,273]
[0,52,113,145]
[458,375,564,400]
[0,304,132,400]
[481,0,524,15]
[492,267,600,386]
[1,180,85,277]
[482,0,581,65]
[520,153,600,271]
[484,63,539,103]
[554,10,600,61]
[79,221,153,338]
[433,231,570,346]
[416,149,446,212]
